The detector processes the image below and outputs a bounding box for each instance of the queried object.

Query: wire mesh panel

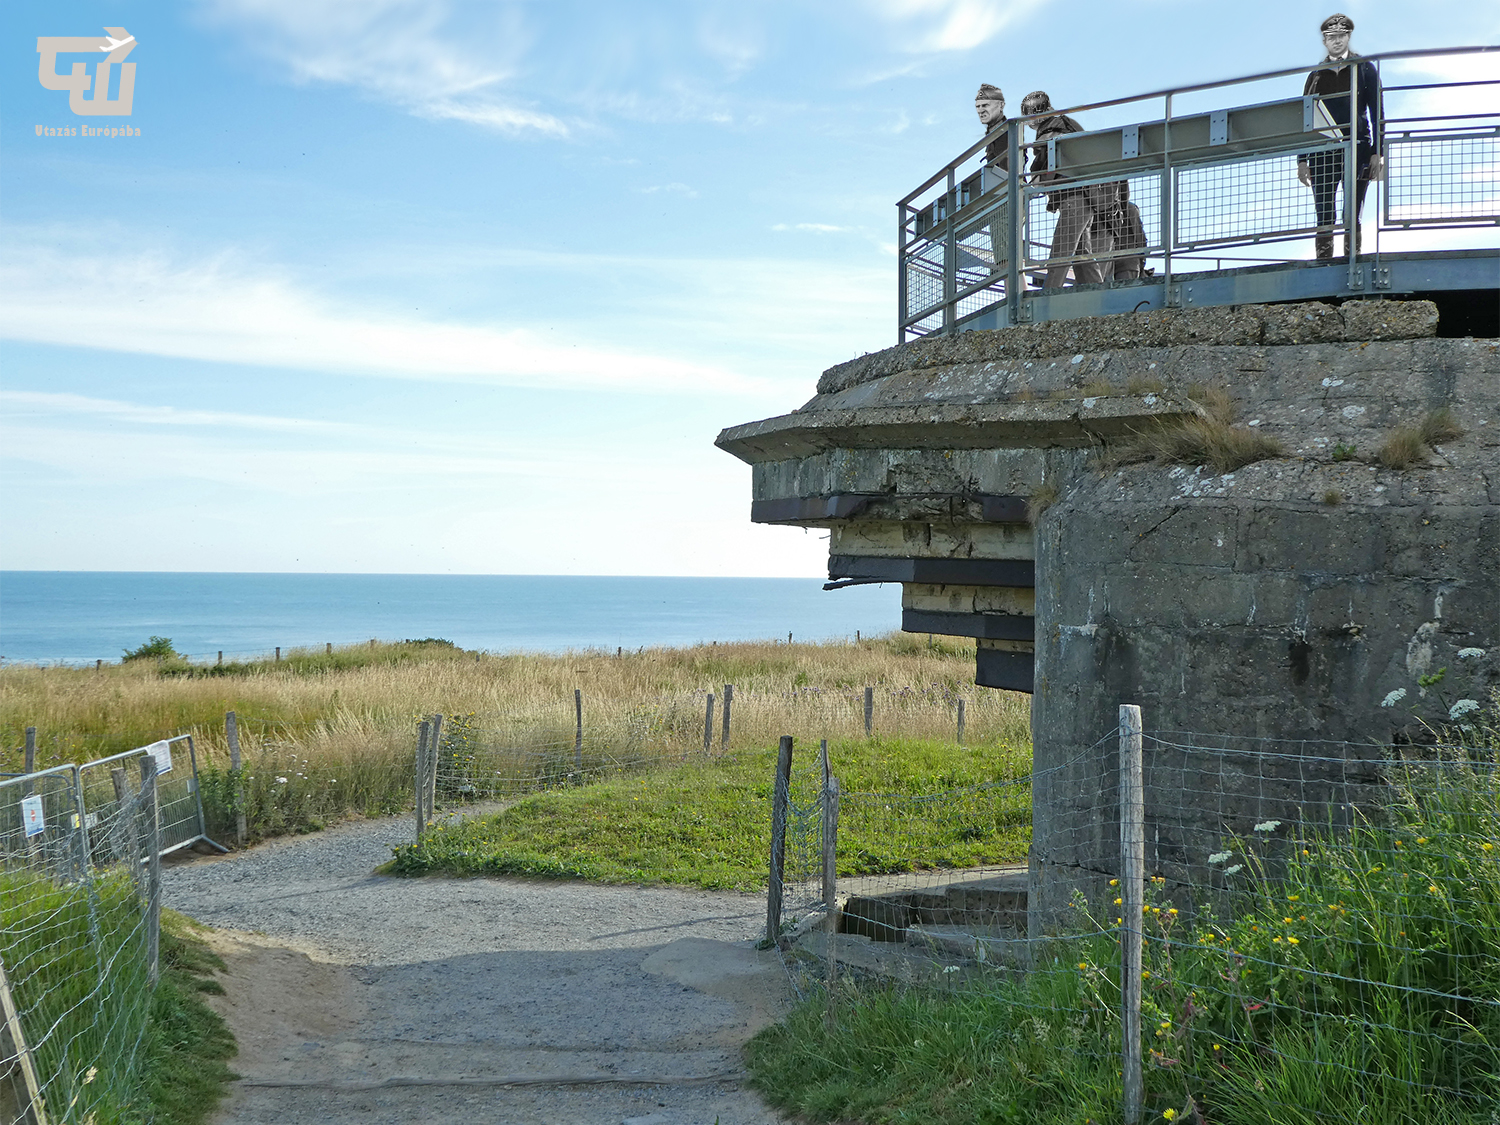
[77,737,209,857]
[1175,146,1339,248]
[1,767,155,1125]
[1385,131,1500,224]
[1135,731,1500,1120]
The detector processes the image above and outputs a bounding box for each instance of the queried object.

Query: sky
[2,0,1497,577]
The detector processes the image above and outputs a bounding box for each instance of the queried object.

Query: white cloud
[197,0,568,135]
[0,239,761,395]
[863,0,1047,53]
[0,391,353,434]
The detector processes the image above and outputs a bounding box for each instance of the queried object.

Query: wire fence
[1,757,163,1125]
[769,706,1500,1124]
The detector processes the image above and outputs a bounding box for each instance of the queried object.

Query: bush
[123,636,179,662]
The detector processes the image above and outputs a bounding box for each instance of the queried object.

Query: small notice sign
[146,740,173,775]
[21,795,45,837]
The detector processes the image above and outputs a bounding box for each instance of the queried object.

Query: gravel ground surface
[164,814,793,1125]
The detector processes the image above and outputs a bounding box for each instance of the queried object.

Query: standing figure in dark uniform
[1298,13,1384,259]
[975,84,1010,275]
[1022,91,1103,289]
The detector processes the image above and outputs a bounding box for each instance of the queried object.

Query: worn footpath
[164,815,792,1125]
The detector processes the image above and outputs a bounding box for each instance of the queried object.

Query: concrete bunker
[718,299,1499,931]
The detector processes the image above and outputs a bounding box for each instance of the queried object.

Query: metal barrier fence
[0,758,162,1125]
[768,707,1500,1124]
[899,45,1500,340]
[76,735,226,860]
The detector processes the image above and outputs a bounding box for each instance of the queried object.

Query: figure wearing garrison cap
[1298,13,1385,260]
[1021,90,1103,289]
[975,84,1012,275]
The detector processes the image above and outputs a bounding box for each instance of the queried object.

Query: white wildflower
[1449,699,1482,720]
[1381,688,1407,707]
[1457,648,1485,660]
[1207,851,1233,865]
[942,965,961,973]
[275,776,288,784]
[1224,865,1244,876]
[1253,820,1282,833]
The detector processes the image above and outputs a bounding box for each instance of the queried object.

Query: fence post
[226,711,246,846]
[957,699,966,744]
[22,729,37,859]
[326,642,332,655]
[275,647,281,662]
[863,688,874,737]
[820,740,838,909]
[427,714,443,820]
[766,735,794,946]
[138,756,161,988]
[0,953,48,1125]
[1119,704,1145,1125]
[574,689,583,779]
[414,720,430,840]
[703,694,715,757]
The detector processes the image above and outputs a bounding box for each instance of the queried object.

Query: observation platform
[717,46,1498,698]
[897,46,1499,342]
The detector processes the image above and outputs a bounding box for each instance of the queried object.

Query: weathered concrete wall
[1030,332,1499,926]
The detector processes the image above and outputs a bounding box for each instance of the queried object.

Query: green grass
[746,750,1500,1125]
[388,735,1033,889]
[0,875,235,1125]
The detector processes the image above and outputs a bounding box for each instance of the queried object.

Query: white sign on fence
[146,740,173,775]
[20,795,45,837]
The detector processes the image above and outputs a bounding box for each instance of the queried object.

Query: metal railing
[898,45,1500,341]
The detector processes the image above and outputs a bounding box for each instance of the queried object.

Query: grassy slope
[390,734,1033,889]
[2,634,1029,845]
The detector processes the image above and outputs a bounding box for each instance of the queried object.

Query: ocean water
[0,572,902,665]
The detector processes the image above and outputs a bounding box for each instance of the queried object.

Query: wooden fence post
[226,711,246,846]
[23,728,35,776]
[326,643,332,655]
[957,699,966,744]
[217,651,222,666]
[574,689,583,779]
[275,647,281,662]
[1119,704,1145,1125]
[414,720,430,840]
[863,688,874,737]
[766,736,794,946]
[138,756,161,988]
[0,953,48,1125]
[427,714,443,820]
[721,684,733,752]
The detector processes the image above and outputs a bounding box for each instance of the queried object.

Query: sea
[0,572,902,666]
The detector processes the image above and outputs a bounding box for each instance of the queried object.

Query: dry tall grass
[2,635,1031,840]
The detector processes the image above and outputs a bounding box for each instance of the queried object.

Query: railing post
[427,713,443,821]
[1119,704,1145,1125]
[574,689,583,778]
[1160,93,1174,301]
[1006,122,1022,323]
[897,202,909,344]
[703,693,715,757]
[721,684,733,752]
[1345,57,1362,290]
[943,167,957,335]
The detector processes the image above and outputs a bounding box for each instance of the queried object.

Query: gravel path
[164,815,793,1125]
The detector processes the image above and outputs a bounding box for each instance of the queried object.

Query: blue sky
[3,0,1496,576]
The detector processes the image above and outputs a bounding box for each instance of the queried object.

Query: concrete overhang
[715,395,1201,463]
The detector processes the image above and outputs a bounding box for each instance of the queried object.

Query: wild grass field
[1,633,1031,843]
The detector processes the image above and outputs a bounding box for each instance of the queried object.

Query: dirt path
[164,816,792,1125]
